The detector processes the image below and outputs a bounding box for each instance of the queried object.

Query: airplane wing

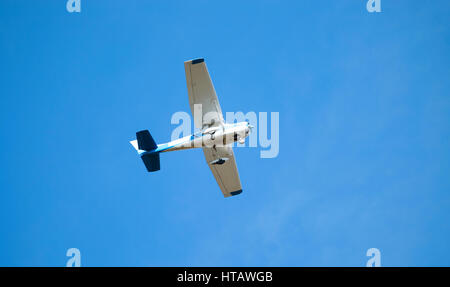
[185,59,242,197]
[184,58,224,129]
[203,146,243,197]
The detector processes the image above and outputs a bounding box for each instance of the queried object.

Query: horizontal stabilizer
[141,153,160,172]
[136,130,157,151]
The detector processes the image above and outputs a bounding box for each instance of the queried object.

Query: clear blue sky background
[0,1,449,266]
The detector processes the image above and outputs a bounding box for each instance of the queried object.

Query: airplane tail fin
[132,130,160,172]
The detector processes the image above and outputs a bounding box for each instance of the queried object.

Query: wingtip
[230,189,243,196]
[186,58,205,65]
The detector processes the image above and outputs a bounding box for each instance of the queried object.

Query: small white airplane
[130,58,252,197]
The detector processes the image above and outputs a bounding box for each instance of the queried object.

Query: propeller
[245,120,254,131]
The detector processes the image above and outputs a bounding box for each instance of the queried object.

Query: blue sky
[0,1,449,266]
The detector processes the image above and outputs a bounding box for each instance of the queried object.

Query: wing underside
[184,59,224,129]
[203,146,242,197]
[185,59,243,197]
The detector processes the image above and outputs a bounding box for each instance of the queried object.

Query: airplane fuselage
[136,121,251,155]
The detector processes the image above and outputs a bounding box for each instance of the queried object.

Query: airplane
[130,58,252,198]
